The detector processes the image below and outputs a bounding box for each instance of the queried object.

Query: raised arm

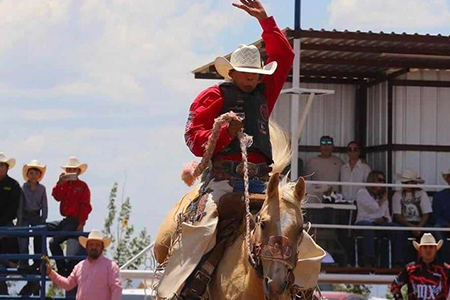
[233,0,294,113]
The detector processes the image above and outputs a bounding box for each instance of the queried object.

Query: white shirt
[355,188,391,223]
[392,190,432,222]
[340,159,371,201]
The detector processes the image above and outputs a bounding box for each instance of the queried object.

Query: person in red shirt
[48,156,92,275]
[158,1,294,299]
[184,0,294,190]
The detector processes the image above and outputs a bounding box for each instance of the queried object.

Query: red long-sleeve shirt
[184,16,294,163]
[52,179,92,226]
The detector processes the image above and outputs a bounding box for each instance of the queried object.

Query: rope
[237,131,256,266]
[180,111,255,264]
[182,112,245,186]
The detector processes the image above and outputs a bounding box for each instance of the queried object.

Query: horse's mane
[269,120,292,175]
[267,121,305,210]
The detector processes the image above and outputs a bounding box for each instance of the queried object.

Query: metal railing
[0,225,87,299]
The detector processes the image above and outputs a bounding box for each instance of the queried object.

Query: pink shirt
[49,255,122,300]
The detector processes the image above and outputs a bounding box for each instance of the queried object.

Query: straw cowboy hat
[413,233,443,251]
[397,169,424,184]
[214,44,278,80]
[61,156,88,175]
[79,230,112,249]
[23,160,46,181]
[441,168,450,182]
[0,152,16,169]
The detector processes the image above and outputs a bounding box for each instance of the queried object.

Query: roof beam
[301,57,450,69]
[288,29,450,45]
[301,43,450,57]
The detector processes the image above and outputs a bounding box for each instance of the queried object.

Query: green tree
[103,183,152,287]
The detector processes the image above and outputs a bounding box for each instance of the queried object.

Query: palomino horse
[209,173,306,300]
[154,122,320,299]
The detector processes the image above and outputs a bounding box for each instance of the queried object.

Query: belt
[211,159,271,180]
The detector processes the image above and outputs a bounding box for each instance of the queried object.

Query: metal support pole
[290,0,302,181]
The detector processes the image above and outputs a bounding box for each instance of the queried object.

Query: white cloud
[22,108,77,121]
[328,0,450,31]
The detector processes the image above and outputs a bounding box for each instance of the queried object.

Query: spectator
[0,153,21,295]
[46,230,122,300]
[305,136,343,194]
[340,141,371,202]
[391,233,450,300]
[48,156,92,275]
[432,168,450,263]
[17,160,48,270]
[354,171,403,267]
[392,169,432,262]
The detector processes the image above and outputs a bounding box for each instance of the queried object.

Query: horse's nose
[264,276,288,299]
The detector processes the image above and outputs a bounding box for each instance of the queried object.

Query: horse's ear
[294,177,306,202]
[266,172,280,200]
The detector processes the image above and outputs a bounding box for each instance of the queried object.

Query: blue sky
[1,0,449,241]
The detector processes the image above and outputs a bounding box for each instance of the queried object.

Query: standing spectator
[354,171,403,267]
[392,169,432,262]
[340,141,371,202]
[0,153,21,295]
[46,230,122,300]
[305,136,343,194]
[432,168,450,263]
[48,156,92,275]
[18,160,48,270]
[391,233,450,300]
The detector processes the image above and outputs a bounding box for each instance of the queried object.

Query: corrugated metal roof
[193,28,450,84]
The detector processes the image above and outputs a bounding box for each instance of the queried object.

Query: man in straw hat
[45,230,122,300]
[392,169,432,262]
[391,233,450,300]
[47,156,92,275]
[17,159,48,270]
[0,152,21,295]
[164,1,294,299]
[432,168,450,263]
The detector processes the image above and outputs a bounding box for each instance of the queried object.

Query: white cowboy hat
[214,44,278,80]
[413,233,443,251]
[79,230,112,249]
[0,152,16,169]
[441,168,450,182]
[397,169,424,184]
[61,156,88,175]
[23,160,46,181]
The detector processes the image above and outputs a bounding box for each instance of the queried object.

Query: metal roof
[193,28,450,84]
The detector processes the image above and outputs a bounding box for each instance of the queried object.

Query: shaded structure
[193,28,450,184]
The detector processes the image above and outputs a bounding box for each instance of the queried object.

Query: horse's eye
[260,220,266,230]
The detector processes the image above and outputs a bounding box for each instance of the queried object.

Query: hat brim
[79,236,112,249]
[23,165,46,182]
[1,158,16,169]
[413,240,443,251]
[214,56,277,80]
[61,163,88,175]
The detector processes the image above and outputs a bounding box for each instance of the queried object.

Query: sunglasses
[320,141,333,145]
[347,147,360,152]
[377,178,385,183]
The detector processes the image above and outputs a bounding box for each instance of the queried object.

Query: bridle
[249,213,310,290]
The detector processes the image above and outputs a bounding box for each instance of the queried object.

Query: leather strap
[180,240,228,299]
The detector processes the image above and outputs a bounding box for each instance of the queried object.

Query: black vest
[219,82,273,164]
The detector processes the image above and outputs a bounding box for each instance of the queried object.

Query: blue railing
[0,225,88,299]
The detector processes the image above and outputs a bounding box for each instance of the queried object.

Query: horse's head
[252,172,305,300]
